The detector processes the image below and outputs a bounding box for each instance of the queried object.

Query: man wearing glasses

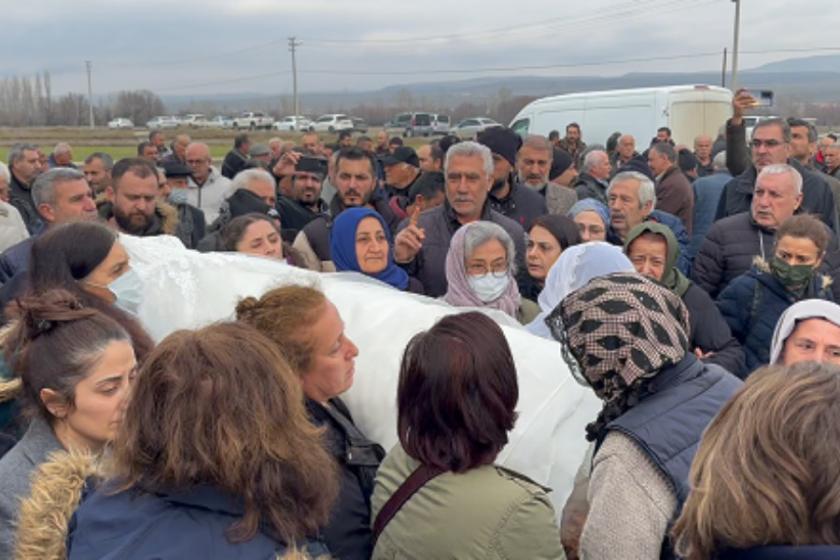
[715,89,836,231]
[185,142,232,223]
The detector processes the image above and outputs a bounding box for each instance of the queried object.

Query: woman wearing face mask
[330,207,424,293]
[159,162,207,250]
[525,214,581,298]
[717,214,834,373]
[0,290,137,559]
[442,221,538,324]
[221,213,307,269]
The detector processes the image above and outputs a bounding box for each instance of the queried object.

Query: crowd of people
[0,87,839,559]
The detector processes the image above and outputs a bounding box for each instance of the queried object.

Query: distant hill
[754,54,840,73]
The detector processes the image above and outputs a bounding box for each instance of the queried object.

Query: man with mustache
[716,90,836,231]
[292,147,398,271]
[276,152,329,238]
[478,127,546,230]
[393,141,527,297]
[98,158,185,239]
[694,163,840,300]
[516,135,578,217]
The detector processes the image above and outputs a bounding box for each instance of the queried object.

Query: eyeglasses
[750,139,784,149]
[466,264,508,277]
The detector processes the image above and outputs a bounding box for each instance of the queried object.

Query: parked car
[145,116,179,129]
[273,115,312,131]
[207,115,234,129]
[385,112,434,137]
[350,117,368,133]
[311,114,354,133]
[431,114,450,135]
[232,111,274,130]
[107,118,134,129]
[452,117,502,139]
[182,114,212,128]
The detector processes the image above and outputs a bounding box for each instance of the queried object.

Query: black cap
[381,146,419,168]
[549,148,573,180]
[163,161,191,178]
[477,127,522,167]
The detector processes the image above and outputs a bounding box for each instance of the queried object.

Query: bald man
[694,134,714,177]
[185,142,232,222]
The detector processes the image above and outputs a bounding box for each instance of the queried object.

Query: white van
[509,85,732,148]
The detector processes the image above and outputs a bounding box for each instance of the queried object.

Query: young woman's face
[236,220,283,259]
[44,339,137,451]
[82,241,131,304]
[355,216,388,275]
[526,225,562,282]
[774,235,823,268]
[300,301,359,403]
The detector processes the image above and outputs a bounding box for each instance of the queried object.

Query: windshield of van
[414,114,431,126]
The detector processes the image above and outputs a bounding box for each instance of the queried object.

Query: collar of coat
[96,193,180,236]
[752,255,834,293]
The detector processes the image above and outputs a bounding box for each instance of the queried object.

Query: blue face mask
[168,188,189,206]
[107,268,144,314]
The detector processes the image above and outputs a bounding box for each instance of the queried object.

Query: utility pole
[85,60,94,128]
[721,47,728,88]
[731,0,741,91]
[288,37,302,117]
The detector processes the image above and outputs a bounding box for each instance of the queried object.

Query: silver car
[452,117,501,140]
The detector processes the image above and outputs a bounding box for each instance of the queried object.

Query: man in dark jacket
[557,123,587,167]
[394,141,527,297]
[7,143,42,234]
[478,127,546,230]
[0,168,97,284]
[292,148,399,271]
[573,150,612,205]
[687,151,731,263]
[625,221,746,378]
[693,163,840,300]
[648,142,694,235]
[717,92,836,231]
[276,154,329,240]
[221,133,251,179]
[517,136,576,217]
[381,146,421,200]
[160,162,206,249]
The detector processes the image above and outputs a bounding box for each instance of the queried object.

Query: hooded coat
[625,223,747,378]
[716,258,834,373]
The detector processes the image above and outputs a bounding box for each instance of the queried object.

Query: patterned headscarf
[547,272,690,440]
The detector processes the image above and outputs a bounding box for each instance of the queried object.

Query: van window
[436,115,450,123]
[396,114,410,124]
[511,119,530,137]
[414,113,431,126]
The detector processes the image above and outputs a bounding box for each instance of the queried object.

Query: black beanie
[549,148,573,180]
[228,188,271,218]
[477,127,522,167]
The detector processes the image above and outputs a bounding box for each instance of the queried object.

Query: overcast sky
[1,0,837,96]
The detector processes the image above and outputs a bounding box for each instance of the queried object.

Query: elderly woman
[330,207,423,293]
[548,273,741,559]
[567,199,609,242]
[525,241,634,339]
[717,214,834,373]
[221,213,306,268]
[625,221,746,378]
[526,214,581,298]
[674,362,840,560]
[442,220,538,324]
[64,322,336,559]
[769,299,840,366]
[0,291,137,558]
[236,286,383,559]
[371,312,564,559]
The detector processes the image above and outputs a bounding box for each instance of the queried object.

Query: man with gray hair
[7,143,43,233]
[394,141,527,297]
[647,142,694,234]
[574,149,612,205]
[515,134,577,216]
[718,89,836,230]
[693,163,840,300]
[0,168,97,283]
[48,142,76,169]
[83,152,114,194]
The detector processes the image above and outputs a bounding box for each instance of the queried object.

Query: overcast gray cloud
[1,0,837,96]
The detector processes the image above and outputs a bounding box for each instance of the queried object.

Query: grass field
[0,126,434,162]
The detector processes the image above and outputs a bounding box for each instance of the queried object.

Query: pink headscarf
[443,221,521,318]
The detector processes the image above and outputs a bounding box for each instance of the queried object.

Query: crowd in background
[0,88,839,559]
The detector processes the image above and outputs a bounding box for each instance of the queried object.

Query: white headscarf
[769,299,840,363]
[526,241,635,339]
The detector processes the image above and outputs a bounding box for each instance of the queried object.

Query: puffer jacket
[716,258,833,373]
[573,172,609,205]
[488,179,547,230]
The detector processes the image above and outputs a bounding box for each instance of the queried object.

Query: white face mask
[468,273,510,303]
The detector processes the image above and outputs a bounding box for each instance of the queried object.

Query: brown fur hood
[14,451,102,560]
[95,192,180,236]
[752,256,834,292]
